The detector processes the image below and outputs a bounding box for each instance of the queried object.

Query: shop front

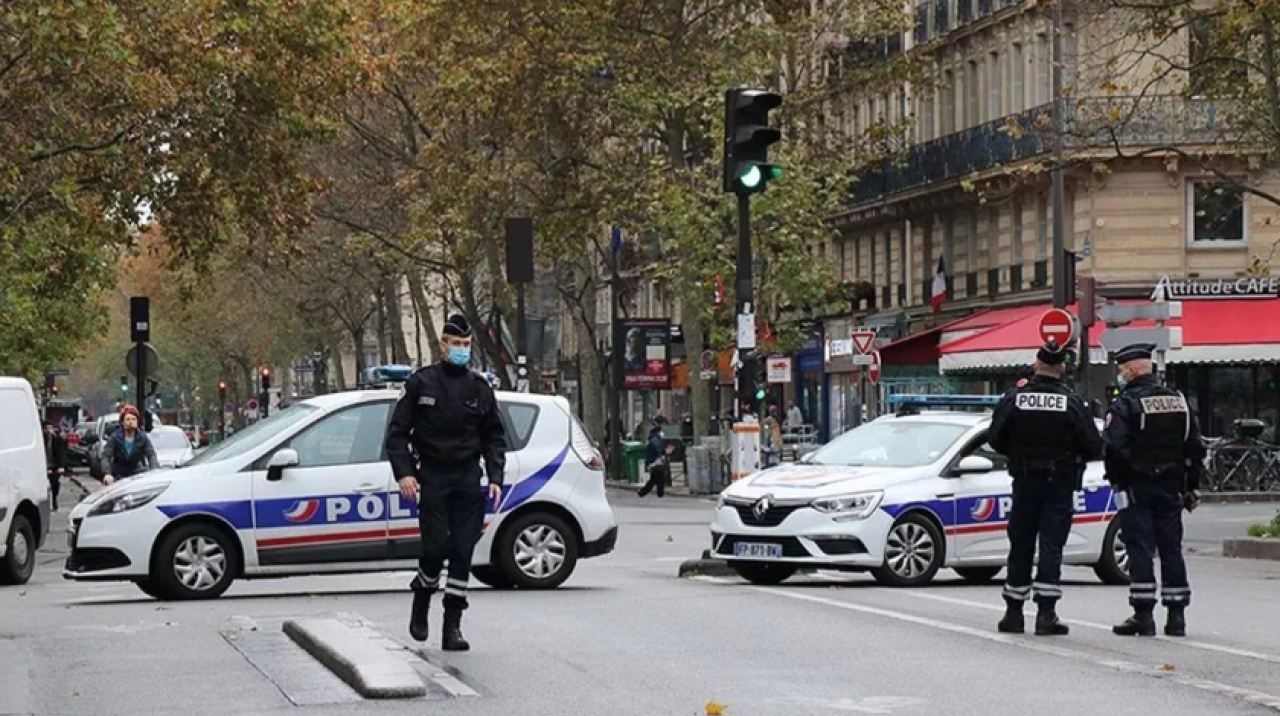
[936,277,1280,439]
[793,330,825,439]
[824,317,864,439]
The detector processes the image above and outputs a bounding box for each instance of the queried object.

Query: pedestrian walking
[1103,343,1205,637]
[43,421,68,510]
[637,415,672,498]
[102,405,158,486]
[385,314,507,651]
[989,339,1104,636]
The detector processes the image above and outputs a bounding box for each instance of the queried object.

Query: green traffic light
[766,166,782,180]
[740,165,762,188]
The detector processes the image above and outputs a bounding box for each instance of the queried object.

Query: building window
[870,231,878,286]
[1036,195,1049,259]
[920,92,935,141]
[988,51,1001,119]
[854,235,863,278]
[1189,16,1246,96]
[884,230,893,302]
[944,214,956,272]
[1034,33,1050,105]
[967,210,979,271]
[966,60,980,126]
[1012,198,1024,263]
[1011,43,1024,112]
[942,69,957,134]
[1188,179,1246,245]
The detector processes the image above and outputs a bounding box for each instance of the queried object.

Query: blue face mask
[446,346,471,367]
[1116,375,1126,389]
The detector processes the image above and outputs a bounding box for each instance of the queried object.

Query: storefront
[936,277,1280,439]
[824,317,865,439]
[793,330,825,438]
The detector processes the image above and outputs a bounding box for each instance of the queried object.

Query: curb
[1222,538,1280,561]
[605,481,720,498]
[1200,492,1280,504]
[282,618,426,699]
[678,558,738,579]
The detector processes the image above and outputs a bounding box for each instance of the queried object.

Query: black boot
[1165,607,1187,637]
[1035,603,1069,636]
[997,598,1025,634]
[442,608,470,652]
[409,591,430,643]
[1113,609,1156,637]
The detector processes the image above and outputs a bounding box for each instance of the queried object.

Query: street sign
[125,343,160,378]
[1098,301,1182,325]
[45,369,70,377]
[851,353,874,366]
[1037,308,1078,345]
[245,398,259,412]
[700,349,714,372]
[868,351,881,384]
[851,330,876,354]
[1098,326,1184,352]
[766,357,791,384]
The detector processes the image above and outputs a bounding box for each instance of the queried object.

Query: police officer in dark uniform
[989,339,1104,636]
[1103,343,1205,637]
[385,314,507,651]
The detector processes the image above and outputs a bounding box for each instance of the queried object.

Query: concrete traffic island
[282,618,427,699]
[1222,538,1280,561]
[679,557,739,579]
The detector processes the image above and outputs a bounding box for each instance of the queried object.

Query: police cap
[1036,339,1068,366]
[1114,343,1155,365]
[443,313,472,338]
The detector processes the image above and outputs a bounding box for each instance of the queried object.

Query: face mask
[446,346,471,367]
[1116,375,1126,389]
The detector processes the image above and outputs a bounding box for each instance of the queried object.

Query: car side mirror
[266,448,299,481]
[954,455,995,475]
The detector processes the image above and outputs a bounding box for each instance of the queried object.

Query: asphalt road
[3,482,1280,716]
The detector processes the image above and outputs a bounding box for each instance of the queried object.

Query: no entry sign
[868,351,881,384]
[1038,308,1078,346]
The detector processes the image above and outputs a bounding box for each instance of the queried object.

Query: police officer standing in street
[990,339,1104,636]
[1103,343,1205,637]
[386,314,507,651]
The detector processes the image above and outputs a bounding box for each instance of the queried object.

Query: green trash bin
[621,441,646,484]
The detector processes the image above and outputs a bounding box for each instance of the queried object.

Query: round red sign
[868,351,881,384]
[1037,308,1077,346]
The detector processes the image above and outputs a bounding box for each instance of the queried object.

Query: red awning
[880,305,1048,365]
[939,299,1280,371]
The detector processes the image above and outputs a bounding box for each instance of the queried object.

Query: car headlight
[810,491,884,521]
[88,484,170,517]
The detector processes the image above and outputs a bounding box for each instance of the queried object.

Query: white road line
[693,577,1280,712]
[892,589,1280,665]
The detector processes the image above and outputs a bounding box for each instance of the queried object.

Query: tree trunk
[459,271,507,382]
[375,285,390,365]
[385,277,410,363]
[331,343,346,391]
[683,312,709,443]
[352,326,367,382]
[407,270,442,364]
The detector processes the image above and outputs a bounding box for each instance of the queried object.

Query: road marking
[774,696,926,712]
[892,590,1280,665]
[694,577,1280,712]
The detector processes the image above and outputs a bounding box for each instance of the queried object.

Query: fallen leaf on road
[1159,663,1176,671]
[665,535,674,542]
[18,591,27,597]
[705,700,728,715]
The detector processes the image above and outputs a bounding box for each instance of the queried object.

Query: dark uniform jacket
[989,374,1104,484]
[44,432,68,473]
[1103,374,1206,491]
[644,427,668,474]
[386,363,508,485]
[103,429,159,478]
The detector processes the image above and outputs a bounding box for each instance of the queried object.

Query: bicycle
[1204,421,1280,492]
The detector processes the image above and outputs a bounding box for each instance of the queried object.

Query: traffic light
[50,384,59,396]
[754,361,767,402]
[723,88,783,195]
[260,367,271,392]
[120,375,129,394]
[218,380,228,400]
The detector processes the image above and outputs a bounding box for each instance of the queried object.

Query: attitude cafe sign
[1154,275,1280,300]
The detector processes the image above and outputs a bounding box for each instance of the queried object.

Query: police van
[710,395,1129,588]
[64,388,617,600]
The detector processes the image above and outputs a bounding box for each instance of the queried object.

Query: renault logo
[753,495,773,520]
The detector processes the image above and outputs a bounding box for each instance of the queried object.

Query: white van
[65,389,618,600]
[0,378,50,585]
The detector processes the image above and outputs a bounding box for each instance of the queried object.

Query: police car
[64,389,617,600]
[710,395,1128,588]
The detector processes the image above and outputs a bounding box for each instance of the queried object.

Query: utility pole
[608,225,624,482]
[506,217,534,393]
[1050,0,1067,309]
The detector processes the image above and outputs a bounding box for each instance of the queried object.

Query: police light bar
[887,394,1001,408]
[364,365,414,384]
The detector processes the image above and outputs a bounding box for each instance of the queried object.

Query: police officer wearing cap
[989,339,1104,636]
[1104,343,1205,637]
[385,313,507,651]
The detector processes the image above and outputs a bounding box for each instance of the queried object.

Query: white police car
[710,395,1128,588]
[65,389,617,600]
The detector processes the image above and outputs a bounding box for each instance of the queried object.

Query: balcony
[847,96,1233,207]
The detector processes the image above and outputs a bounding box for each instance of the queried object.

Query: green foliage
[1246,511,1280,539]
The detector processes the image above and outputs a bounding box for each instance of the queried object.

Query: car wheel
[872,513,944,587]
[496,511,579,590]
[470,565,515,590]
[954,566,1003,584]
[730,561,798,585]
[0,515,36,585]
[151,523,237,600]
[134,579,170,599]
[1093,518,1130,586]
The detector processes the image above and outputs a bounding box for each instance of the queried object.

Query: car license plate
[733,542,782,559]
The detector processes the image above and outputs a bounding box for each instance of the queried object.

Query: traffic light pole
[1049,0,1066,310]
[135,340,146,424]
[735,192,758,419]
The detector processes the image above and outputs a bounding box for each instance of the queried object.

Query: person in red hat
[103,405,158,486]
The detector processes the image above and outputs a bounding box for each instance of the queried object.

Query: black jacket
[1103,374,1206,491]
[644,427,668,474]
[385,363,508,485]
[44,432,68,472]
[989,374,1104,482]
[103,429,159,478]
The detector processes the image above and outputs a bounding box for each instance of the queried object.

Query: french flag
[930,257,948,313]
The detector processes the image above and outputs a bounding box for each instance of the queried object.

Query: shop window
[1255,366,1280,443]
[1207,367,1253,438]
[1188,180,1246,245]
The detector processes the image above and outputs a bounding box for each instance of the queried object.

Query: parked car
[150,425,196,469]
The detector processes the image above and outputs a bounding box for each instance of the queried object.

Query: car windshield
[186,404,319,467]
[150,431,189,450]
[806,421,971,468]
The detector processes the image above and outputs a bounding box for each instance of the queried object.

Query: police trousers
[409,460,486,611]
[1119,483,1190,610]
[1003,477,1074,605]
